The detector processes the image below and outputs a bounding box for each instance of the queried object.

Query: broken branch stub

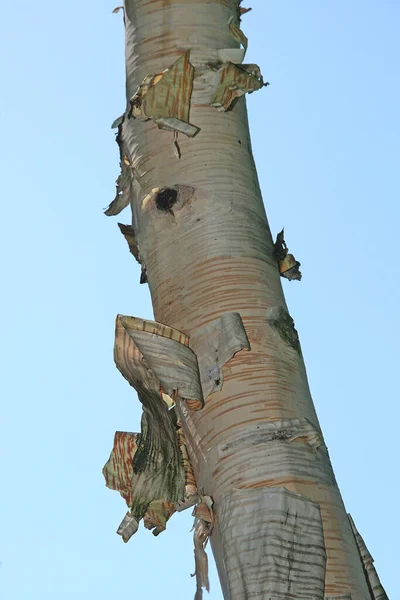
[273,228,302,281]
[211,63,265,112]
[129,51,200,137]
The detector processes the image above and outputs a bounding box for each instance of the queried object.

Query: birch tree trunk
[103,2,387,599]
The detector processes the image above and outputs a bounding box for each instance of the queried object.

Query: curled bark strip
[128,51,200,137]
[192,497,215,600]
[266,306,301,354]
[104,315,206,533]
[176,427,199,509]
[228,16,248,54]
[348,515,389,600]
[274,228,302,281]
[239,7,252,17]
[211,63,265,112]
[116,315,204,408]
[219,487,326,599]
[190,312,250,400]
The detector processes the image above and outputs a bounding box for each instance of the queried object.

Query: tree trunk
[103,2,387,599]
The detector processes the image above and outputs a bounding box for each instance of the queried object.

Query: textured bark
[104,1,386,598]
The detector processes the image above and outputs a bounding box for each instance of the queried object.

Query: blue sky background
[0,1,398,598]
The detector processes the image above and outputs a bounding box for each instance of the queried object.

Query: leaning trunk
[103,2,387,599]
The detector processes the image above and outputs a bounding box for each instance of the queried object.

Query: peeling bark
[348,515,389,600]
[219,487,326,599]
[102,1,382,598]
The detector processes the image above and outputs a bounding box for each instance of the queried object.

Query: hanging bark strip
[102,1,388,598]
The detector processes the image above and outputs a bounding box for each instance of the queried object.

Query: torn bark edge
[239,7,252,18]
[191,496,215,600]
[210,62,267,112]
[218,487,326,599]
[266,306,301,354]
[348,515,389,600]
[117,223,148,284]
[117,512,138,542]
[273,229,302,281]
[128,51,200,138]
[104,118,134,217]
[189,312,251,400]
[228,15,248,53]
[116,314,205,411]
[104,425,199,542]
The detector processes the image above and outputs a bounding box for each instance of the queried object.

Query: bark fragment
[211,63,266,112]
[348,515,389,600]
[103,431,177,540]
[267,306,301,354]
[116,512,138,542]
[219,487,326,599]
[117,223,139,261]
[103,426,198,541]
[128,51,199,137]
[192,496,215,600]
[228,16,248,55]
[176,427,199,508]
[105,315,205,530]
[117,223,148,283]
[239,7,252,18]
[190,312,250,400]
[104,121,133,217]
[274,228,302,281]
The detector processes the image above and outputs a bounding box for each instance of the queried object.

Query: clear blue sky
[1,1,398,598]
